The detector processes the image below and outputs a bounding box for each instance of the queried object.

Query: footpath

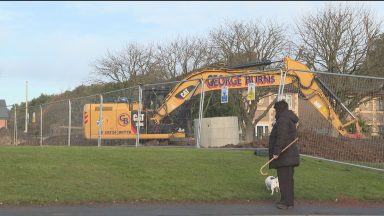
[0,201,383,216]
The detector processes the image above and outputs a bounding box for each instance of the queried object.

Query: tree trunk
[244,118,255,142]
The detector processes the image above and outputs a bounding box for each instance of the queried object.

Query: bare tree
[208,19,287,142]
[209,19,287,65]
[295,3,383,122]
[155,41,178,79]
[295,2,382,74]
[155,36,216,134]
[92,42,157,87]
[156,36,215,79]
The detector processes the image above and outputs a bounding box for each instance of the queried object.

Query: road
[0,201,383,216]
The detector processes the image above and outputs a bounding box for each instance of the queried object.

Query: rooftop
[0,100,9,119]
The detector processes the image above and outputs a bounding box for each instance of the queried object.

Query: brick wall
[0,119,7,129]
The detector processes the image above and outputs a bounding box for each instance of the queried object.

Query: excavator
[83,57,364,140]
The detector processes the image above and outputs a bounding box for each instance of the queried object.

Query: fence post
[14,105,17,146]
[277,69,287,101]
[40,105,43,146]
[197,79,205,148]
[68,100,71,147]
[136,85,142,148]
[97,94,103,148]
[24,81,28,134]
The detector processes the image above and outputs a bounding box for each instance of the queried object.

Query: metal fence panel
[297,72,384,170]
[0,66,383,172]
[70,95,101,146]
[140,80,201,147]
[40,100,69,146]
[97,86,140,146]
[198,69,384,171]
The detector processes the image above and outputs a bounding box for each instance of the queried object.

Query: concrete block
[194,116,239,148]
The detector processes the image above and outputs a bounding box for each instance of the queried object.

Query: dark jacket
[269,110,300,169]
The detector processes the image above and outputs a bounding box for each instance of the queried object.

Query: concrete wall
[194,116,239,147]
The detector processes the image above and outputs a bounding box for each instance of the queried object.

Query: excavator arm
[151,57,361,138]
[150,68,285,124]
[284,58,358,137]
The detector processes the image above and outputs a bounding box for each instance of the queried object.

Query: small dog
[265,176,279,195]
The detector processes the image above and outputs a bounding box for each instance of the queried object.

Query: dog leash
[259,137,299,176]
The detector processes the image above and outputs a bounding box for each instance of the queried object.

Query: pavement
[0,202,383,216]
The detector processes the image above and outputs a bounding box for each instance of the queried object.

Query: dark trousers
[277,166,294,206]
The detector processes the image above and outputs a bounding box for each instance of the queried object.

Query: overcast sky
[1,1,384,106]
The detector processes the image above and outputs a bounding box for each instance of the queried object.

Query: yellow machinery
[83,101,185,140]
[83,57,363,140]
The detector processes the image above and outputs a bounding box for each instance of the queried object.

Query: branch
[252,97,277,126]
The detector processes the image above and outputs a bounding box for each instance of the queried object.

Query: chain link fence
[297,72,384,171]
[141,80,202,146]
[0,69,383,171]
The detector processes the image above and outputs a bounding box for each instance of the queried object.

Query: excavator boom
[151,57,359,137]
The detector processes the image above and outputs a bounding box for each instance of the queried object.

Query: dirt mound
[225,130,384,163]
[298,130,384,163]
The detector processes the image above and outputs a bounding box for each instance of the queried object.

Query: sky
[1,1,384,107]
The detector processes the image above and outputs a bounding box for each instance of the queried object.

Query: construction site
[0,57,383,172]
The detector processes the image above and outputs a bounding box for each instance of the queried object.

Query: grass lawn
[0,146,383,204]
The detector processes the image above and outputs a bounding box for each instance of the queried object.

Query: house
[254,92,339,137]
[0,100,9,129]
[253,92,299,137]
[254,91,384,138]
[355,94,384,137]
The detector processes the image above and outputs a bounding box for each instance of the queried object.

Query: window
[255,125,269,137]
[256,126,263,136]
[280,95,292,109]
[379,125,384,137]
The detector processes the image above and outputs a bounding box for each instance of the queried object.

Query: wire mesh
[140,80,201,146]
[0,66,383,171]
[13,106,27,145]
[198,69,384,171]
[200,72,296,148]
[297,72,384,170]
[40,100,69,146]
[70,94,101,146]
[97,86,139,146]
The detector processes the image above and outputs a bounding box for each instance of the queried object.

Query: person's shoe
[276,203,294,210]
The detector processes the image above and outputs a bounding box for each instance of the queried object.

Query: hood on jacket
[276,110,299,124]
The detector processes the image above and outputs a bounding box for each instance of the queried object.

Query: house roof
[0,100,9,119]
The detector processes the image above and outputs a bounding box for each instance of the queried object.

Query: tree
[359,33,384,77]
[208,20,287,142]
[92,42,157,87]
[209,20,287,65]
[295,2,381,73]
[154,36,217,135]
[156,36,215,79]
[295,2,383,120]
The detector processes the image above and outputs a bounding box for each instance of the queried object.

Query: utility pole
[24,81,28,133]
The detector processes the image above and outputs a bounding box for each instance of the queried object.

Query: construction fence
[0,70,383,172]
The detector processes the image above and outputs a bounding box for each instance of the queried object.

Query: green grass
[0,146,382,204]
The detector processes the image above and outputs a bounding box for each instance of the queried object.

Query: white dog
[265,176,279,195]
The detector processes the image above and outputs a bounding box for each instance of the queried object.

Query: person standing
[268,100,300,209]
